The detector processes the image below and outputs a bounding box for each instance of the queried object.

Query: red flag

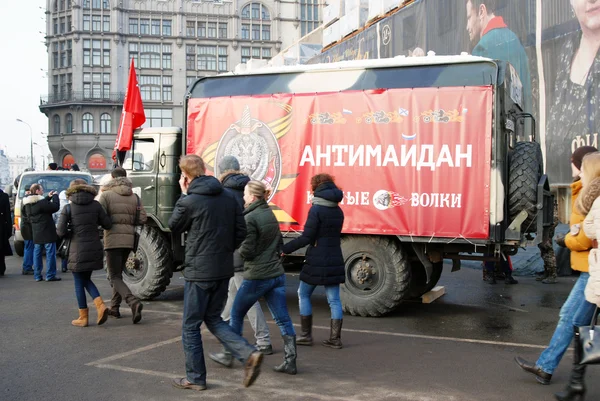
[114,58,145,159]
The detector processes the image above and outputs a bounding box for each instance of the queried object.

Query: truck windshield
[190,62,497,98]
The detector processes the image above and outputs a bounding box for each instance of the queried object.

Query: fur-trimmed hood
[66,184,98,206]
[101,177,133,196]
[576,177,600,216]
[22,195,45,206]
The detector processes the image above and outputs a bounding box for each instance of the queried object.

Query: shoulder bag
[578,306,600,365]
[57,204,72,259]
[132,194,141,253]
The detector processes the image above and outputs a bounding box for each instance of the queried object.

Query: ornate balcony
[39,91,126,109]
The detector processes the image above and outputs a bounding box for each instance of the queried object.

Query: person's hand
[555,234,566,248]
[179,175,189,194]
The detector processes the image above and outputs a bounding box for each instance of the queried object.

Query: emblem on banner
[357,110,405,124]
[416,109,464,124]
[373,190,409,210]
[307,112,347,125]
[214,106,282,201]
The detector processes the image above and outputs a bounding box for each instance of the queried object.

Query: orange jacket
[564,180,591,272]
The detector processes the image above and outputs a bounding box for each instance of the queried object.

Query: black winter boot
[555,328,587,401]
[322,319,343,349]
[297,315,313,346]
[273,335,297,375]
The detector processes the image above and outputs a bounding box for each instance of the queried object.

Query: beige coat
[581,180,600,306]
[98,177,147,250]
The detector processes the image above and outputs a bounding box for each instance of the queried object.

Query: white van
[13,171,93,256]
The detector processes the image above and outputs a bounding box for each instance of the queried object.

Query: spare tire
[508,142,543,232]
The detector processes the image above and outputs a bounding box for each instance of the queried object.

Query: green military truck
[122,56,552,317]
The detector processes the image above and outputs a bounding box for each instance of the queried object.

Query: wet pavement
[1,253,597,401]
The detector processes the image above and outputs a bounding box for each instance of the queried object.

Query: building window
[218,47,228,72]
[186,21,195,37]
[140,19,150,35]
[83,72,110,99]
[60,17,66,34]
[241,46,271,63]
[162,76,172,101]
[151,19,160,35]
[103,15,110,32]
[53,115,61,136]
[186,45,196,70]
[129,18,138,34]
[300,0,319,37]
[53,18,58,35]
[162,20,171,36]
[198,21,206,37]
[100,113,111,134]
[103,0,109,9]
[139,75,162,101]
[140,43,161,68]
[82,113,94,134]
[65,113,73,134]
[62,154,75,169]
[83,0,90,9]
[92,0,101,8]
[83,15,90,31]
[240,3,271,41]
[162,44,172,69]
[88,154,107,170]
[219,23,227,39]
[198,46,217,71]
[60,0,65,11]
[103,40,110,66]
[208,22,217,38]
[67,40,72,66]
[53,43,59,69]
[67,16,72,32]
[143,109,173,127]
[60,42,67,67]
[92,15,101,32]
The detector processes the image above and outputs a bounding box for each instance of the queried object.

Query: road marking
[131,309,550,350]
[92,363,444,401]
[86,336,182,366]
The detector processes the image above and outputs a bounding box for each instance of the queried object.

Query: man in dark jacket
[22,184,60,282]
[0,187,12,276]
[20,190,35,275]
[218,156,272,357]
[168,155,263,392]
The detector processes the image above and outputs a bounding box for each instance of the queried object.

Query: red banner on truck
[187,86,493,239]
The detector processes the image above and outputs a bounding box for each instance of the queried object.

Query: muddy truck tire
[340,235,410,317]
[123,226,173,300]
[407,261,443,299]
[508,142,543,232]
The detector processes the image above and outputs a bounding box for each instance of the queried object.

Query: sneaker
[46,277,62,282]
[171,378,207,391]
[22,270,34,275]
[542,276,557,284]
[505,276,519,285]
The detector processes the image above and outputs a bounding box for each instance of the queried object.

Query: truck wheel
[407,261,443,299]
[123,226,173,300]
[14,240,24,257]
[340,235,410,317]
[508,142,543,232]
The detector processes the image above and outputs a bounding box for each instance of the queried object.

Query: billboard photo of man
[465,0,532,114]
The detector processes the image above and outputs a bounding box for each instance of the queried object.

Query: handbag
[57,204,72,259]
[132,194,141,253]
[578,306,600,365]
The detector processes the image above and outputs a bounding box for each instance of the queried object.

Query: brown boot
[72,308,89,327]
[322,319,343,349]
[297,315,313,346]
[93,297,109,326]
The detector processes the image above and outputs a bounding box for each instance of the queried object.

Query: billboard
[187,86,493,239]
[310,0,600,186]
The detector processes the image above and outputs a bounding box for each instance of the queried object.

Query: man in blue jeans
[168,155,263,391]
[22,184,60,282]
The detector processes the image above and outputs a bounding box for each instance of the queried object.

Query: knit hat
[572,146,598,170]
[218,155,240,172]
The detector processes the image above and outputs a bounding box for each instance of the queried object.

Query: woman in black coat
[56,180,112,327]
[282,174,345,349]
[0,188,13,276]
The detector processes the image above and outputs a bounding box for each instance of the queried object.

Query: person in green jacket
[210,180,297,375]
[466,0,532,114]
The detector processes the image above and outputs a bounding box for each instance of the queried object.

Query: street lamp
[16,118,34,170]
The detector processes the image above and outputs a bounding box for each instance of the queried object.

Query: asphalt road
[1,254,597,401]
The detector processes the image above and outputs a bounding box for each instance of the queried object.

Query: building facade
[7,156,32,186]
[41,0,323,173]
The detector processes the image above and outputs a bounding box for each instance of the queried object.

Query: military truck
[122,56,552,317]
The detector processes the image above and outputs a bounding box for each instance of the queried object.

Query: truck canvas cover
[187,80,493,239]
